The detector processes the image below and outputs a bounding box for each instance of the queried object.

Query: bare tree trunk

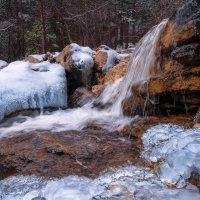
[39,0,47,53]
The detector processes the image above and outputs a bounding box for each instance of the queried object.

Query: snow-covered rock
[0,61,67,122]
[70,43,94,70]
[142,124,200,188]
[57,43,94,70]
[57,43,94,89]
[0,60,8,70]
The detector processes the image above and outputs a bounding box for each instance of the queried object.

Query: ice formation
[0,61,67,122]
[142,124,200,188]
[98,45,118,73]
[0,60,8,70]
[0,166,199,200]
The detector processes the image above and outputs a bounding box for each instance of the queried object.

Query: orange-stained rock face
[56,45,73,70]
[161,20,197,49]
[104,60,128,83]
[146,67,200,95]
[122,0,200,117]
[24,56,41,63]
[92,56,129,96]
[92,84,105,96]
[94,50,108,72]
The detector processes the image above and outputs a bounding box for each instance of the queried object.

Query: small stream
[0,19,199,199]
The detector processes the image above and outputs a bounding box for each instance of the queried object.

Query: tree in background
[0,0,184,61]
[39,0,46,53]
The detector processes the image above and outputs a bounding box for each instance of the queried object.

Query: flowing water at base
[0,20,168,136]
[0,78,131,138]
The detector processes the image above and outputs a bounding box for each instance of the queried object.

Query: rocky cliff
[123,0,200,119]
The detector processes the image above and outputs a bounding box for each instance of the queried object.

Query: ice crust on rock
[0,166,199,200]
[70,43,94,70]
[142,124,200,187]
[98,45,118,73]
[0,61,67,122]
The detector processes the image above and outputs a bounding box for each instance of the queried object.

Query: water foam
[111,19,168,115]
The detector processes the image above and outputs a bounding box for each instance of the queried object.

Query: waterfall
[0,20,168,135]
[109,19,168,115]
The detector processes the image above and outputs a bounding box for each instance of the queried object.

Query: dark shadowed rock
[70,87,94,107]
[0,128,144,180]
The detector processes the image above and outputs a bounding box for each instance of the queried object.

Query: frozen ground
[142,124,200,188]
[0,125,200,199]
[0,166,199,200]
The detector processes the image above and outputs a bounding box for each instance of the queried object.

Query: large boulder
[57,43,94,94]
[122,0,200,117]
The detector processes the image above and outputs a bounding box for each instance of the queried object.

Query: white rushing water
[0,20,168,135]
[0,78,131,138]
[0,166,199,200]
[110,19,168,115]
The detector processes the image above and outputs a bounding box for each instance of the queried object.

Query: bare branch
[64,2,110,20]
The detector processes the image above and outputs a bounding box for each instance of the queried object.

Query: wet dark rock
[171,43,200,66]
[43,52,57,63]
[70,87,94,107]
[194,107,200,124]
[32,197,46,200]
[0,128,144,180]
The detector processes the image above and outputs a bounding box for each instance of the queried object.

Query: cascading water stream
[0,19,200,200]
[109,19,168,116]
[0,19,169,136]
